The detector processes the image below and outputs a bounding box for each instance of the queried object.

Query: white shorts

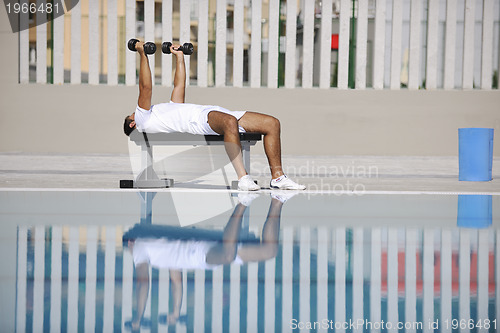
[196,107,247,135]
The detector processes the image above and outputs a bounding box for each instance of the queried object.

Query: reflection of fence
[17,225,498,332]
[19,0,500,89]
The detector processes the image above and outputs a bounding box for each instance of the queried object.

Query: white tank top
[134,101,230,134]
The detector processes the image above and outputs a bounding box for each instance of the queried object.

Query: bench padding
[130,131,262,145]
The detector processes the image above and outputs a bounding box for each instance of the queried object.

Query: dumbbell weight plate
[128,38,139,52]
[162,42,173,54]
[182,43,194,55]
[143,42,157,55]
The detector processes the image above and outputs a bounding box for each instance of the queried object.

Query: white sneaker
[271,191,298,203]
[238,175,260,191]
[270,175,306,190]
[238,192,260,206]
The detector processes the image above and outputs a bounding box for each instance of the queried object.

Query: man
[123,41,305,191]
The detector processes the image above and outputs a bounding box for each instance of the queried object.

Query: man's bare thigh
[238,111,276,133]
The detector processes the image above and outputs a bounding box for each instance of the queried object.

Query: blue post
[458,128,494,181]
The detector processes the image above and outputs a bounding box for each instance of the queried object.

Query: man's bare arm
[170,45,186,103]
[137,42,152,110]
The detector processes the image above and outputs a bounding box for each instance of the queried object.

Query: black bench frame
[120,131,262,188]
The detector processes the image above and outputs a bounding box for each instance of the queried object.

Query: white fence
[19,0,500,89]
[16,224,498,332]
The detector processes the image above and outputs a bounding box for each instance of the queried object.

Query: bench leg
[242,144,251,173]
[135,144,174,188]
[143,144,154,180]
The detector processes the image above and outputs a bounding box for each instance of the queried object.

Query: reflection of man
[126,193,292,330]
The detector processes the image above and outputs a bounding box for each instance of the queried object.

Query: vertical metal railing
[49,226,62,333]
[334,227,346,333]
[284,0,298,88]
[299,227,311,328]
[386,228,399,332]
[70,1,82,84]
[281,227,293,333]
[459,229,471,332]
[440,228,453,333]
[267,0,280,88]
[405,228,418,333]
[264,257,276,333]
[426,0,439,89]
[84,226,98,332]
[370,227,382,333]
[250,0,262,88]
[408,0,422,90]
[16,223,499,331]
[198,0,209,87]
[316,227,328,333]
[422,229,435,333]
[67,226,80,332]
[337,0,351,89]
[193,269,205,332]
[18,0,500,90]
[302,0,315,88]
[215,0,227,87]
[319,0,333,89]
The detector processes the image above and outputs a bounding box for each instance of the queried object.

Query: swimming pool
[1,190,498,332]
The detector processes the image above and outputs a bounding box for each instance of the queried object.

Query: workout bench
[120,131,262,189]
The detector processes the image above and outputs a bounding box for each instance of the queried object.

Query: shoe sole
[238,186,260,191]
[270,185,306,190]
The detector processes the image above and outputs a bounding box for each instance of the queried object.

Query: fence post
[443,0,457,90]
[462,0,475,89]
[338,0,350,89]
[233,0,244,87]
[373,0,386,89]
[355,0,368,89]
[216,0,227,87]
[250,0,262,88]
[285,0,297,88]
[319,0,333,89]
[481,0,494,89]
[426,0,439,89]
[408,0,422,90]
[70,1,81,84]
[390,0,403,90]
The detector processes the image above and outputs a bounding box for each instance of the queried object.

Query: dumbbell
[161,42,194,55]
[127,39,157,55]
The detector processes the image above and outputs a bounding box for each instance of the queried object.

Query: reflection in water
[123,196,283,330]
[14,194,499,332]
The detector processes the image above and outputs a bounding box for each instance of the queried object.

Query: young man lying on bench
[123,41,305,191]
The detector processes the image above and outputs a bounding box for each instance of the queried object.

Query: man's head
[123,114,136,136]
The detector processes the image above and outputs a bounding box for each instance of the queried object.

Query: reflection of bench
[120,131,262,189]
[123,223,259,243]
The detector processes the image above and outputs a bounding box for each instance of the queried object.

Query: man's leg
[207,111,247,179]
[237,112,284,179]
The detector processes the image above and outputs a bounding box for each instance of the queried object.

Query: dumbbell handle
[162,42,194,55]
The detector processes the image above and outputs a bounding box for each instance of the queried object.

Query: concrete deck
[1,153,499,194]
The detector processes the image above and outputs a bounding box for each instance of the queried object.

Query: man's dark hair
[123,116,135,136]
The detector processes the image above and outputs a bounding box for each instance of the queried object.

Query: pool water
[1,190,498,332]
